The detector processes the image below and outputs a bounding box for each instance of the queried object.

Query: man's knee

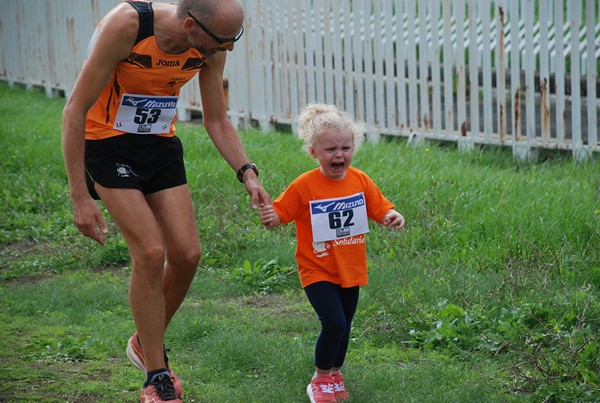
[169,244,201,269]
[131,244,166,273]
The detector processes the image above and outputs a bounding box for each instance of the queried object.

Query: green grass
[1,81,599,402]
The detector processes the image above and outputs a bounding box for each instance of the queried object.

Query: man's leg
[95,185,169,372]
[146,184,201,326]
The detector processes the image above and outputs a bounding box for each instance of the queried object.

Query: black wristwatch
[236,163,259,183]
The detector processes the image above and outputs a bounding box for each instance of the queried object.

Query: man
[61,1,270,401]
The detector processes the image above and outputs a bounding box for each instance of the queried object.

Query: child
[259,104,405,402]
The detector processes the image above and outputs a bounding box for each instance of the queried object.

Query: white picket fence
[1,0,598,160]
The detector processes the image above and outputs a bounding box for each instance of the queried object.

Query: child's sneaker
[140,373,181,402]
[331,372,350,400]
[306,375,336,403]
[127,332,183,397]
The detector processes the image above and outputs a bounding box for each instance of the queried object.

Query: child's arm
[381,209,405,230]
[259,204,283,229]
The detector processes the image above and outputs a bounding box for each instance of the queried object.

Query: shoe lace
[152,374,178,400]
[333,381,346,392]
[164,348,171,366]
[316,381,334,394]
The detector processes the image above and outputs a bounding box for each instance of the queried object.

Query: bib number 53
[134,108,161,124]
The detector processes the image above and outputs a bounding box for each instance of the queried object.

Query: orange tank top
[85,1,206,140]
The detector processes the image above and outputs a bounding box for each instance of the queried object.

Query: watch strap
[236,163,259,182]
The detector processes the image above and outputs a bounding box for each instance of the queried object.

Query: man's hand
[72,196,109,244]
[242,172,271,210]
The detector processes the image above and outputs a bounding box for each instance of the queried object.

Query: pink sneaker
[126,332,183,398]
[331,372,350,400]
[306,375,336,403]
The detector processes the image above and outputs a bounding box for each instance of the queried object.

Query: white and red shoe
[140,373,181,403]
[126,332,183,398]
[331,372,350,400]
[307,375,337,403]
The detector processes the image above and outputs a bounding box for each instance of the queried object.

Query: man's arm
[61,4,138,244]
[199,52,271,208]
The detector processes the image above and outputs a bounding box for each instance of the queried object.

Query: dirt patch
[242,292,312,318]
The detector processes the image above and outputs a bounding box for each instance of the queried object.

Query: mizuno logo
[333,199,365,210]
[121,96,178,109]
[143,100,177,108]
[125,97,148,106]
[313,202,335,212]
[310,193,366,215]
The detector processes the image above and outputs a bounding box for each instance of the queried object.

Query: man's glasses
[187,12,244,46]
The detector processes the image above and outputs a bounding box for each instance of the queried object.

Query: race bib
[310,193,369,242]
[113,93,178,134]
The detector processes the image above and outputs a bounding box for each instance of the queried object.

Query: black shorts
[85,134,187,200]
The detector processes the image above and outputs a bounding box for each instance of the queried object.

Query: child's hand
[258,203,276,228]
[382,209,405,230]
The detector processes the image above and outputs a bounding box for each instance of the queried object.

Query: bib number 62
[328,210,354,229]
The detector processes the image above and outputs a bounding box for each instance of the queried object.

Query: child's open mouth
[331,162,344,172]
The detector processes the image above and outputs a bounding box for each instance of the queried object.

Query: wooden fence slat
[396,0,409,134]
[539,0,551,143]
[442,0,455,133]
[362,3,376,139]
[384,0,397,131]
[554,0,566,146]
[304,0,317,106]
[294,0,307,123]
[570,0,584,157]
[586,0,598,148]
[510,0,521,144]
[418,0,431,134]
[455,0,467,141]
[406,0,419,131]
[373,1,385,131]
[341,1,355,119]
[331,1,344,112]
[323,2,334,105]
[496,0,507,143]
[524,0,536,146]
[482,1,494,141]
[468,0,480,139]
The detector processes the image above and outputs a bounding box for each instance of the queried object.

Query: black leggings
[304,281,360,370]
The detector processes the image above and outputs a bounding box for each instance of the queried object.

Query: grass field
[0,82,599,402]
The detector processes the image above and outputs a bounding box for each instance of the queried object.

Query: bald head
[177,0,244,42]
[177,0,244,23]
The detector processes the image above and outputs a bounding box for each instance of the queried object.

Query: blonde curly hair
[297,104,365,153]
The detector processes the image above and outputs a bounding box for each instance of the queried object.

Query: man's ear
[183,15,195,33]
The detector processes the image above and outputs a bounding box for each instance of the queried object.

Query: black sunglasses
[187,12,244,45]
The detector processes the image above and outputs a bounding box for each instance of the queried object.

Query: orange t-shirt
[85,1,206,140]
[273,167,394,288]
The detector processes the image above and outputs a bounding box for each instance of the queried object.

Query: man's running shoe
[140,373,181,402]
[306,375,336,403]
[331,372,350,400]
[127,332,183,397]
